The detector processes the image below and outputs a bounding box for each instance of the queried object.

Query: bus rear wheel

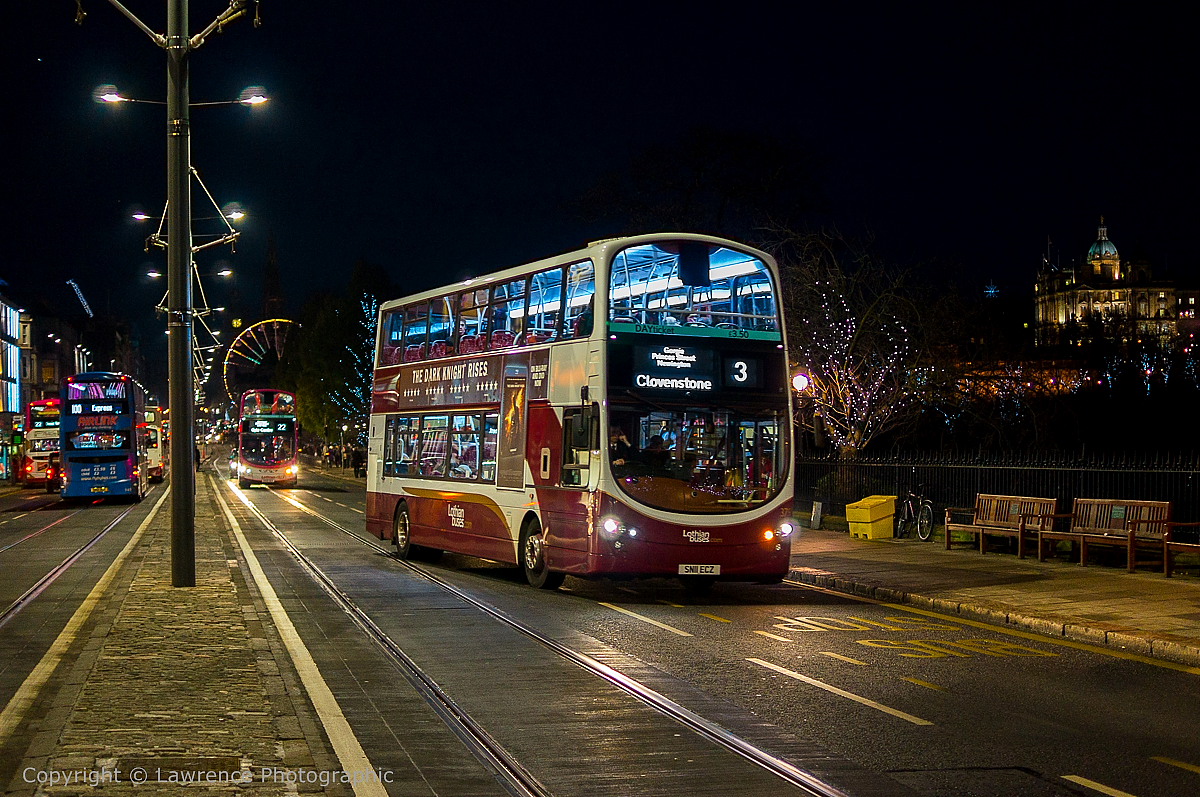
[521,519,564,590]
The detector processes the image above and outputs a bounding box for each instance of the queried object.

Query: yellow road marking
[819,652,868,665]
[657,599,686,608]
[786,580,1200,675]
[700,613,731,623]
[901,677,946,691]
[599,602,694,637]
[1061,775,1139,796]
[748,658,933,725]
[755,630,793,642]
[1152,755,1200,774]
[885,603,1200,675]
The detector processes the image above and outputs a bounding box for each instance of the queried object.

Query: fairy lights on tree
[328,293,378,445]
[773,231,927,456]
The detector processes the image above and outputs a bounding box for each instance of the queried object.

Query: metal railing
[795,450,1200,524]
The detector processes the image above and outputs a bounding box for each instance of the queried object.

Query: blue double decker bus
[59,372,148,501]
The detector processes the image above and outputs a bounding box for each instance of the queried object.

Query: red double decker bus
[232,389,299,488]
[366,233,797,590]
[18,398,61,486]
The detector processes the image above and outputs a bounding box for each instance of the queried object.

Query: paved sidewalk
[4,476,342,796]
[788,524,1200,668]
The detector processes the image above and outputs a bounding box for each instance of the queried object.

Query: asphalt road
[3,464,1197,797]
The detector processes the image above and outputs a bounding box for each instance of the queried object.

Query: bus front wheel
[393,504,413,560]
[521,519,564,590]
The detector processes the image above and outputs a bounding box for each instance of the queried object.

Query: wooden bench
[1037,498,1170,572]
[944,494,1057,558]
[1164,521,1200,577]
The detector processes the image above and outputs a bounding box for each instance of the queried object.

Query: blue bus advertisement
[59,373,148,500]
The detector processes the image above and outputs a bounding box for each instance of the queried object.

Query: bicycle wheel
[894,511,910,538]
[916,503,934,541]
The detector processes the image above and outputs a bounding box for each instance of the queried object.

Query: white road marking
[754,630,794,643]
[747,657,933,726]
[599,602,694,636]
[220,483,387,797]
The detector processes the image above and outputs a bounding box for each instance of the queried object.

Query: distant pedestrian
[195,446,201,471]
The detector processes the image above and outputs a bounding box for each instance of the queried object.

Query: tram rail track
[0,503,139,630]
[228,482,849,797]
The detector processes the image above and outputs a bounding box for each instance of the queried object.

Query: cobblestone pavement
[5,477,343,796]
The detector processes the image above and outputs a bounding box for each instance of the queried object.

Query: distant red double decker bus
[18,398,61,485]
[366,233,797,590]
[233,389,299,488]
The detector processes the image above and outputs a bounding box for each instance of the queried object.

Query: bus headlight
[601,516,625,537]
[600,516,639,540]
[778,520,798,538]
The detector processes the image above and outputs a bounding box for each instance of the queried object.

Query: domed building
[1033,219,1198,349]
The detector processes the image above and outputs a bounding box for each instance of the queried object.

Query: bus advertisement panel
[367,234,796,590]
[18,398,61,485]
[233,389,298,488]
[59,373,147,500]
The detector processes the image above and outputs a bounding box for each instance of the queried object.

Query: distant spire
[263,234,284,319]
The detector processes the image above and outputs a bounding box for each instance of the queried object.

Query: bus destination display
[632,344,762,391]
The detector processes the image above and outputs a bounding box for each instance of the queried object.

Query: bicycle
[895,485,935,541]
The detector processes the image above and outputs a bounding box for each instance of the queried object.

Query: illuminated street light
[147,266,232,279]
[96,84,269,107]
[133,208,248,222]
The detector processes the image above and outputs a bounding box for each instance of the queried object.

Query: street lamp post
[166,0,197,587]
[93,0,259,587]
[341,424,348,470]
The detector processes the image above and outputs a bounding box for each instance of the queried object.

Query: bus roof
[377,232,774,312]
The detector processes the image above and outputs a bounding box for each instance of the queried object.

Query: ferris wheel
[222,318,298,402]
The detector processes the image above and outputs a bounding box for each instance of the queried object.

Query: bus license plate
[90,486,109,493]
[679,564,720,576]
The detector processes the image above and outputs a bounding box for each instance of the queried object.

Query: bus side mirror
[568,412,592,451]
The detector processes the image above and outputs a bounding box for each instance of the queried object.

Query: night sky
[5,3,1196,343]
